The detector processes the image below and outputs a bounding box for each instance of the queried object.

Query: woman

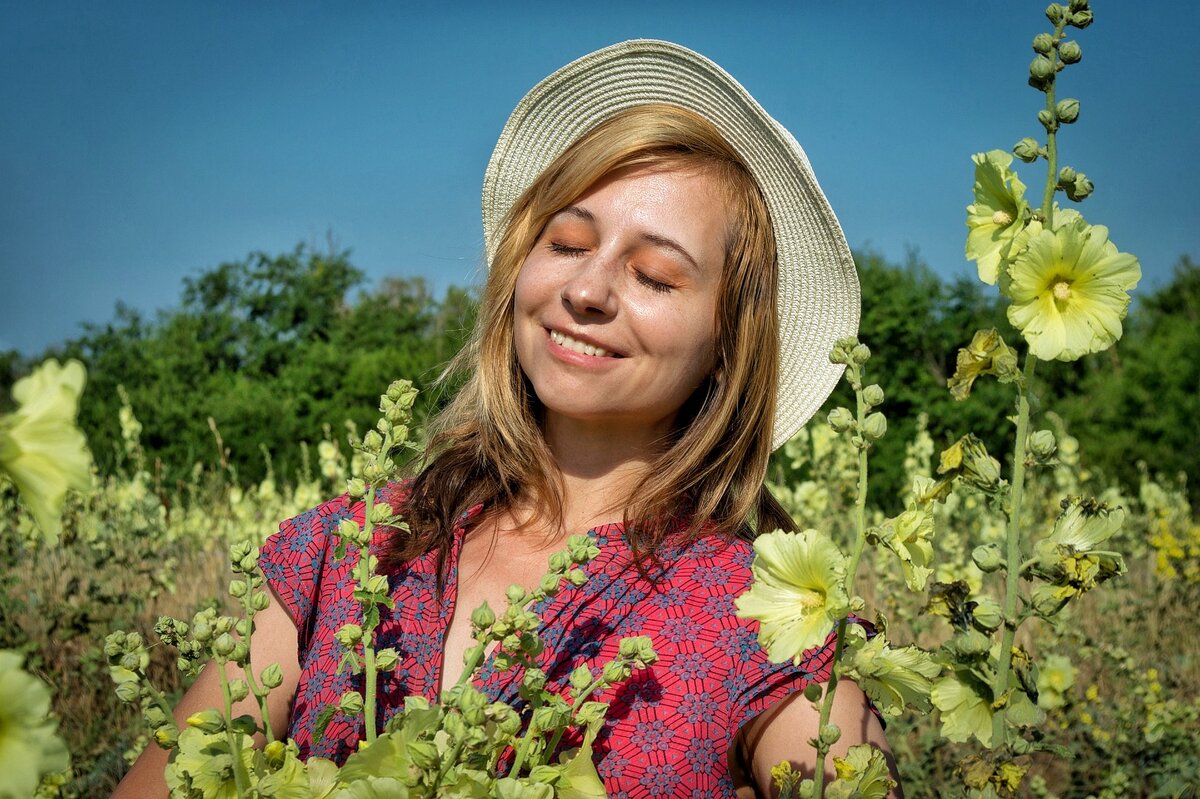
[114,40,895,798]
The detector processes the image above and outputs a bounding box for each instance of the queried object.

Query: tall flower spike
[1007,220,1141,361]
[735,529,849,664]
[0,359,92,544]
[965,150,1029,284]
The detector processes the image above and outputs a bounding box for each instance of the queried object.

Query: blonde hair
[390,104,795,579]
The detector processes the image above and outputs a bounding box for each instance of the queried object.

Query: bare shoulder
[735,678,903,798]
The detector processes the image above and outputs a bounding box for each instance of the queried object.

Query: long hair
[386,104,796,581]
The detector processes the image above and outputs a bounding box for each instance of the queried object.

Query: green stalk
[813,377,871,797]
[361,483,379,743]
[239,594,274,744]
[1041,19,1067,228]
[990,354,1038,747]
[216,661,251,797]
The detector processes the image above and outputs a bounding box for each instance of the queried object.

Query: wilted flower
[735,529,849,664]
[947,328,1020,400]
[966,150,1030,284]
[932,668,995,746]
[827,743,897,799]
[938,434,1004,495]
[0,651,70,798]
[1048,496,1125,549]
[0,359,92,544]
[847,633,941,718]
[1007,220,1140,361]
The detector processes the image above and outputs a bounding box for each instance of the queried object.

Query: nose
[560,256,618,317]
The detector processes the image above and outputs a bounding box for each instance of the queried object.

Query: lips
[547,328,622,358]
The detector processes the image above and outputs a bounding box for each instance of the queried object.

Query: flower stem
[216,661,251,797]
[360,479,382,743]
[813,375,872,796]
[1041,19,1067,225]
[991,353,1039,747]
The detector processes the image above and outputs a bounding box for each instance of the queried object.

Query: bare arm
[734,680,903,799]
[110,585,301,798]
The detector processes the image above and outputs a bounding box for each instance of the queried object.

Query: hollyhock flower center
[991,210,1014,226]
[1052,280,1072,301]
[796,588,824,609]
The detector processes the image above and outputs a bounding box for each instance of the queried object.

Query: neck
[529,413,671,535]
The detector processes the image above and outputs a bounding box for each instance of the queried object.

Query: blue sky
[2,1,1197,355]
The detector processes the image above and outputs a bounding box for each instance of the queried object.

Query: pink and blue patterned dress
[260,486,840,798]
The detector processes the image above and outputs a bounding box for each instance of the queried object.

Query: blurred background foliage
[2,243,1194,508]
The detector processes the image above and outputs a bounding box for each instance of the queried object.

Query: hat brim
[482,39,859,450]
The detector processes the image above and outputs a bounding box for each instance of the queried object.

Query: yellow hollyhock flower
[735,529,849,664]
[965,150,1029,284]
[931,668,995,746]
[1037,654,1076,710]
[0,359,92,544]
[1006,220,1141,361]
[0,650,70,799]
[875,507,935,592]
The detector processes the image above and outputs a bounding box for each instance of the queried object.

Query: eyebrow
[554,205,702,273]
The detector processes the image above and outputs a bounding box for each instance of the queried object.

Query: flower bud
[1013,137,1041,163]
[953,629,992,657]
[187,709,226,733]
[375,648,400,672]
[818,723,841,746]
[337,518,361,542]
[851,343,871,364]
[261,663,284,689]
[366,574,389,595]
[470,603,496,630]
[862,412,887,441]
[1045,3,1065,24]
[228,678,249,702]
[506,585,527,606]
[362,430,383,453]
[1065,173,1094,201]
[1030,55,1055,82]
[1032,33,1054,54]
[1068,0,1088,10]
[1069,9,1093,27]
[972,596,1005,631]
[228,579,247,598]
[567,568,588,586]
[569,663,593,692]
[803,683,823,703]
[862,384,885,407]
[115,681,141,703]
[1055,98,1080,124]
[213,633,236,658]
[1029,430,1057,460]
[252,591,269,611]
[1038,109,1056,129]
[1058,166,1077,185]
[339,690,364,717]
[153,726,179,749]
[263,740,286,768]
[827,407,855,433]
[369,502,393,523]
[972,544,1005,573]
[1058,40,1082,63]
[539,573,561,596]
[602,660,629,684]
[346,478,366,498]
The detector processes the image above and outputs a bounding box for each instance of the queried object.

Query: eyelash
[548,241,674,293]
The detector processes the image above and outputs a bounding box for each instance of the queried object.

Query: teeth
[549,329,612,357]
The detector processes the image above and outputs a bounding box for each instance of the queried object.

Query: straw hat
[481,39,859,450]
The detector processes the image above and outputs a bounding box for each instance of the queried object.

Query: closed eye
[548,242,587,257]
[634,270,673,294]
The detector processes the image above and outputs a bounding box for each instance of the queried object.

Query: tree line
[2,244,1194,508]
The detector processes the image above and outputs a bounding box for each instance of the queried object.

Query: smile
[548,329,618,358]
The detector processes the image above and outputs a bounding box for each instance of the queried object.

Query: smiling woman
[112,39,885,799]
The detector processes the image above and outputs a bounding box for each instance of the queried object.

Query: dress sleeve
[259,493,356,656]
[728,624,839,732]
